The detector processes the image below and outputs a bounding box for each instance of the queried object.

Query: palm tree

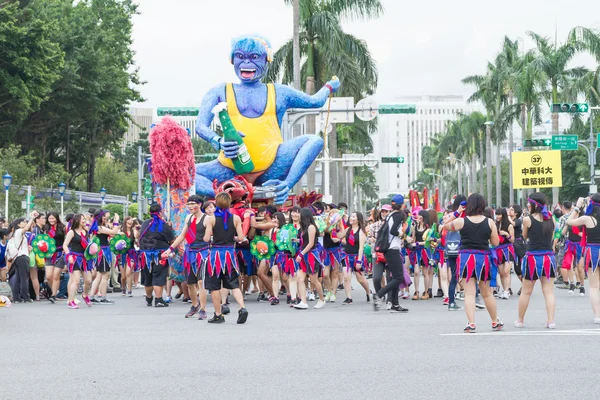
[292,0,301,90]
[272,0,382,200]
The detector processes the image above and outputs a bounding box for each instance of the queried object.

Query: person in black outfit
[164,195,210,319]
[515,192,557,329]
[372,194,409,312]
[44,212,66,303]
[445,195,466,311]
[567,194,600,324]
[443,193,503,333]
[139,204,175,307]
[203,192,248,324]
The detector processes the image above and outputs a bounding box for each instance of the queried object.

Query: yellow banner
[511,150,562,189]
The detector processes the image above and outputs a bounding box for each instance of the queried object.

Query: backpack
[445,230,461,257]
[374,214,393,253]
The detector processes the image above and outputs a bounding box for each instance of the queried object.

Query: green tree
[270,0,382,200]
[79,156,137,197]
[0,0,64,135]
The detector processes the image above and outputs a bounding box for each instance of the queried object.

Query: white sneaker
[329,293,336,302]
[386,302,392,310]
[308,291,315,301]
[514,320,524,328]
[594,317,600,324]
[294,301,308,310]
[545,322,556,329]
[314,300,325,309]
[475,301,486,310]
[324,292,331,302]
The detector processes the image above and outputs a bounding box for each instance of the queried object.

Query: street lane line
[440,328,600,336]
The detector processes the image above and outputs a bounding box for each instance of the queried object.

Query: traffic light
[551,103,589,113]
[381,156,405,163]
[523,139,551,147]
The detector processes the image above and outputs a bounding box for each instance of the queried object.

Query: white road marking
[440,328,600,336]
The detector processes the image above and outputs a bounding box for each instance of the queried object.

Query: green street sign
[551,135,578,151]
[551,103,589,113]
[157,107,199,117]
[381,156,405,163]
[379,105,416,114]
[597,133,600,148]
[523,139,551,147]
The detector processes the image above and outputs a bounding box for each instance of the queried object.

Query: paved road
[2,275,599,400]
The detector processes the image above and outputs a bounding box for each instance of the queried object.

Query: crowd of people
[1,190,600,332]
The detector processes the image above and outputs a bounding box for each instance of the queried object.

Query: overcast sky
[131,0,600,108]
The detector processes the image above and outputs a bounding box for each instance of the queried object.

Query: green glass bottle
[213,102,254,174]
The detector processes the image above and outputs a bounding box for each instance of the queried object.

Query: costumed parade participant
[118,216,139,297]
[139,204,175,308]
[515,193,557,329]
[336,212,371,304]
[251,205,279,303]
[293,208,325,310]
[193,35,339,204]
[567,195,600,324]
[202,192,249,324]
[494,207,515,299]
[508,204,525,294]
[443,194,503,333]
[163,195,210,320]
[561,203,585,295]
[89,210,121,305]
[372,195,409,313]
[44,212,66,303]
[62,214,93,309]
[445,196,466,311]
[323,206,343,302]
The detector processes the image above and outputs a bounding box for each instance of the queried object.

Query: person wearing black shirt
[164,195,210,319]
[203,192,248,324]
[567,194,600,324]
[139,204,175,307]
[89,210,121,305]
[515,193,557,329]
[44,212,66,303]
[443,193,503,333]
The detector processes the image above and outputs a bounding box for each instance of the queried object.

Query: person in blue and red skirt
[336,211,371,305]
[515,193,557,329]
[443,193,503,333]
[567,195,600,324]
[202,192,248,324]
[44,212,66,303]
[494,207,515,299]
[62,214,94,309]
[89,210,121,305]
[164,195,210,319]
[322,206,342,302]
[139,204,175,308]
[293,208,325,310]
[118,216,139,297]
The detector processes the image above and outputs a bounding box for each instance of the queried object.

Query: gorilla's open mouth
[240,68,256,79]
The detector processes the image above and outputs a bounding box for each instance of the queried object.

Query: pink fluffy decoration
[149,116,195,189]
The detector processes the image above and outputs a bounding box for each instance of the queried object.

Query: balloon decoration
[315,215,327,234]
[276,224,298,255]
[327,211,343,232]
[85,236,101,261]
[250,235,276,260]
[109,233,132,255]
[32,234,57,259]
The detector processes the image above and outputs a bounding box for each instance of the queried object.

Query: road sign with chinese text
[511,150,562,189]
[551,135,578,151]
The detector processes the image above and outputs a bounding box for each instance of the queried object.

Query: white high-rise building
[372,95,468,197]
[123,107,153,150]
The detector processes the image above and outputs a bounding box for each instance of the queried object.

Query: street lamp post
[131,192,137,219]
[99,187,107,207]
[58,182,66,220]
[3,173,12,221]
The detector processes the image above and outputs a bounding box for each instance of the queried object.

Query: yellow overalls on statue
[217,83,283,173]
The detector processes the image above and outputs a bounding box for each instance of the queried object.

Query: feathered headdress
[296,190,323,208]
